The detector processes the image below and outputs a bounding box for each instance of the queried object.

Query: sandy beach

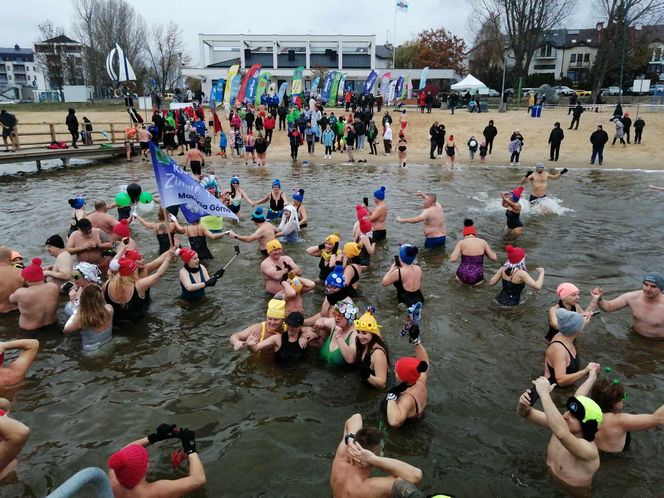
[7,104,663,170]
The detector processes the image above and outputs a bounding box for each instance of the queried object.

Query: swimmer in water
[574,369,664,454]
[230,298,287,351]
[546,283,598,342]
[330,413,422,498]
[501,187,524,237]
[517,377,602,490]
[0,400,31,481]
[354,308,389,389]
[0,339,39,387]
[449,219,497,286]
[519,163,568,205]
[177,248,220,302]
[220,176,255,218]
[245,311,314,365]
[107,424,206,497]
[591,272,664,340]
[366,186,388,242]
[381,244,424,307]
[259,240,301,296]
[0,246,22,313]
[9,258,60,331]
[306,233,341,281]
[228,207,278,255]
[42,234,74,286]
[488,245,544,306]
[396,191,447,249]
[254,179,288,221]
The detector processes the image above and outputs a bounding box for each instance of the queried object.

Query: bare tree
[146,22,190,93]
[34,20,67,90]
[72,0,147,97]
[469,13,505,88]
[590,0,664,98]
[471,0,576,79]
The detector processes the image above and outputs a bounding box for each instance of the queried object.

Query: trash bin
[531,105,542,118]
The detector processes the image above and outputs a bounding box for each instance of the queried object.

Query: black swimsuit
[505,209,523,229]
[104,285,150,324]
[546,301,577,341]
[496,270,526,306]
[393,267,425,307]
[546,341,580,385]
[275,332,306,365]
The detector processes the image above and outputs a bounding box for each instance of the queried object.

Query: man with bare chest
[520,163,568,204]
[9,258,60,330]
[66,218,113,265]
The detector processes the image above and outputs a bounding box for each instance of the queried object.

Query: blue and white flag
[150,143,238,222]
[396,0,408,12]
[363,70,378,95]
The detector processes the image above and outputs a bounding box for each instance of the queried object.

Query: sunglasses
[72,272,82,281]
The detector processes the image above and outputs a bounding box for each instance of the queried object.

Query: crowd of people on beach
[1,92,663,496]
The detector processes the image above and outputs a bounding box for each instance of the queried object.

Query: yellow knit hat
[266,239,282,254]
[344,242,361,259]
[354,309,382,337]
[325,233,340,245]
[266,299,286,319]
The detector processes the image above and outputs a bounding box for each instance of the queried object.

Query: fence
[9,121,134,150]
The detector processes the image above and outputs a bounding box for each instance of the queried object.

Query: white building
[0,45,46,101]
[183,34,459,97]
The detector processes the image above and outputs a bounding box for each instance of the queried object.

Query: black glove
[284,262,292,271]
[147,423,177,444]
[204,277,218,287]
[318,243,326,250]
[358,362,372,381]
[560,168,568,175]
[525,170,533,178]
[387,382,410,398]
[332,242,339,253]
[363,197,369,207]
[213,268,225,279]
[408,323,421,345]
[178,428,197,455]
[281,270,289,282]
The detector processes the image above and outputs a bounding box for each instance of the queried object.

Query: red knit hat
[355,205,372,234]
[124,250,143,261]
[108,444,149,489]
[178,248,197,264]
[511,186,524,201]
[21,257,44,282]
[113,219,131,238]
[395,357,428,384]
[463,226,477,236]
[117,258,138,276]
[505,245,526,264]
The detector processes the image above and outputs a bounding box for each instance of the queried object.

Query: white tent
[451,74,488,92]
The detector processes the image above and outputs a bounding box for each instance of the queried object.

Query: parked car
[552,85,576,96]
[649,84,664,95]
[575,89,592,96]
[487,88,500,97]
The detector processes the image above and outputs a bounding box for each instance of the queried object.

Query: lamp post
[619,20,626,105]
[499,47,508,112]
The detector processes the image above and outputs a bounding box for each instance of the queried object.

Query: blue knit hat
[251,207,266,222]
[374,186,386,200]
[272,179,281,188]
[399,244,418,265]
[643,272,664,291]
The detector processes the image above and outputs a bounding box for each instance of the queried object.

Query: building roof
[376,45,392,59]
[40,35,81,45]
[0,46,34,56]
[207,52,372,69]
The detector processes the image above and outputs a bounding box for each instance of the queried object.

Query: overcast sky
[3,0,596,65]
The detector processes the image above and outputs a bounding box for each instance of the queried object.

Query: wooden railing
[9,122,136,150]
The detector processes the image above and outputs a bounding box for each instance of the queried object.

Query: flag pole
[393,2,397,69]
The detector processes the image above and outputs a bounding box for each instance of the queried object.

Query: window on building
[584,53,590,62]
[570,54,577,63]
[540,44,553,57]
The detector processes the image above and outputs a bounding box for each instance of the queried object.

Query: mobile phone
[528,388,539,406]
[394,255,401,267]
[61,282,74,294]
[363,197,369,207]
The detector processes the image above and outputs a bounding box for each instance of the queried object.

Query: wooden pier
[0,144,128,171]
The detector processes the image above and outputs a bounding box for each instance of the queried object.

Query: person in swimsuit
[66,218,114,266]
[397,191,447,249]
[574,371,664,454]
[134,209,179,255]
[0,401,31,481]
[254,179,288,221]
[244,130,256,165]
[275,205,300,243]
[450,219,497,286]
[314,298,359,368]
[342,243,365,297]
[228,208,278,255]
[354,309,389,389]
[183,142,205,176]
[444,134,458,167]
[397,133,407,168]
[306,234,341,281]
[502,187,524,237]
[520,163,568,204]
[351,220,376,269]
[254,134,269,166]
[9,258,60,331]
[220,176,255,217]
[517,378,602,490]
[488,245,544,306]
[546,282,598,342]
[303,266,352,325]
[230,299,287,351]
[544,308,598,387]
[103,250,175,324]
[0,339,39,387]
[43,234,74,286]
[169,215,225,260]
[67,197,87,236]
[245,311,313,365]
[292,190,307,229]
[63,284,113,351]
[86,200,118,236]
[367,186,387,242]
[384,322,429,428]
[381,244,424,307]
[260,239,302,295]
[331,413,423,498]
[177,248,220,302]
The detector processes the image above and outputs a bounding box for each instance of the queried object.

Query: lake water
[1,158,663,497]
